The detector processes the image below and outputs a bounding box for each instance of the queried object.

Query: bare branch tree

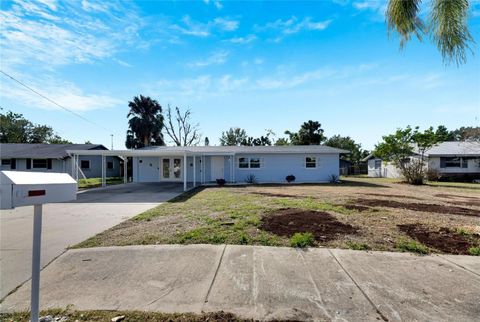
[163,105,201,146]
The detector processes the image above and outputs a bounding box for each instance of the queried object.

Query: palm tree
[126,95,165,149]
[386,0,474,65]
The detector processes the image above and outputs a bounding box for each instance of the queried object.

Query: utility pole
[111,134,114,150]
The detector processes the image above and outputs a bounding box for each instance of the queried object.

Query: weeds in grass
[396,239,429,254]
[456,228,472,236]
[290,232,315,248]
[346,241,370,251]
[468,246,480,256]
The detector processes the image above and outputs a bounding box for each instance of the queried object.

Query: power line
[0,70,114,134]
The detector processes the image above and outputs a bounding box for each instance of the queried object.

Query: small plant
[468,246,480,256]
[396,240,429,254]
[456,228,471,236]
[216,178,226,186]
[238,233,249,245]
[329,174,340,183]
[290,232,315,248]
[426,168,442,182]
[286,175,296,183]
[347,241,370,251]
[245,174,257,184]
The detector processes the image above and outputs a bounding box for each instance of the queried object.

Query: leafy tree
[324,135,368,164]
[450,126,480,141]
[0,110,71,144]
[274,138,290,146]
[241,135,272,146]
[386,0,474,65]
[285,120,326,145]
[126,95,165,149]
[434,125,455,141]
[164,105,201,146]
[374,126,439,185]
[220,127,248,146]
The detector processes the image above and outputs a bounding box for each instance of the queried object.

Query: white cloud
[254,58,264,65]
[257,16,333,42]
[352,1,387,17]
[188,51,229,67]
[229,34,257,44]
[1,74,122,112]
[172,16,239,37]
[214,17,239,31]
[1,0,142,68]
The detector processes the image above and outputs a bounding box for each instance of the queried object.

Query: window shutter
[440,158,446,168]
[26,158,31,169]
[47,159,52,169]
[10,159,16,169]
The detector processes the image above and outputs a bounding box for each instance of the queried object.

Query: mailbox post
[0,171,77,322]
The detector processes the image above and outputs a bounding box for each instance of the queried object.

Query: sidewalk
[1,245,479,321]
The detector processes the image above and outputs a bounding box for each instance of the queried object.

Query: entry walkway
[2,245,479,321]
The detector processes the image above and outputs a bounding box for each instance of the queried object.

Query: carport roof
[1,143,107,159]
[67,145,349,156]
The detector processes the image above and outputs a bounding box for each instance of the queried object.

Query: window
[2,159,11,166]
[238,157,249,168]
[107,161,114,169]
[32,159,48,169]
[238,157,262,169]
[80,160,90,169]
[305,157,316,168]
[374,160,382,169]
[442,157,461,168]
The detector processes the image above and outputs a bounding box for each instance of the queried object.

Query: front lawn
[74,177,480,255]
[78,177,124,189]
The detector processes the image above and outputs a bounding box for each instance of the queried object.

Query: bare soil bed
[398,224,480,254]
[260,208,358,242]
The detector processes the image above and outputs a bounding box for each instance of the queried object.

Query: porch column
[75,155,79,181]
[193,155,196,188]
[71,154,75,178]
[183,153,187,191]
[232,154,235,183]
[101,155,106,187]
[123,156,127,184]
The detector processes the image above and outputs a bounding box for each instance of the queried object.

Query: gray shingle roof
[0,143,107,159]
[138,145,349,154]
[423,141,480,157]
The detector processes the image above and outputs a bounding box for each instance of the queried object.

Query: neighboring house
[66,145,348,191]
[363,141,480,180]
[0,143,121,179]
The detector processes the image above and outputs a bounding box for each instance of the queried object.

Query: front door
[211,156,224,181]
[161,158,182,181]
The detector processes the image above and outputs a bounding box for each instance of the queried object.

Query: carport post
[183,153,187,191]
[101,155,106,187]
[30,204,42,322]
[193,155,196,187]
[123,156,127,184]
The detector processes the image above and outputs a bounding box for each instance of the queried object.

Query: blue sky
[1,0,479,150]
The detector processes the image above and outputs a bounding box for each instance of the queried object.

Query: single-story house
[363,141,480,180]
[66,145,348,190]
[0,143,122,179]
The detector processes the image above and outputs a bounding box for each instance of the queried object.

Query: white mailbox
[0,170,77,322]
[0,171,77,209]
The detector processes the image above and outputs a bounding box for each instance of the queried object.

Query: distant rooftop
[138,145,349,154]
[0,143,107,159]
[422,141,480,157]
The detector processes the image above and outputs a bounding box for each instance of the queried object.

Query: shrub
[216,178,226,186]
[329,174,340,183]
[396,240,429,254]
[290,232,315,248]
[426,168,442,182]
[286,175,296,183]
[245,174,257,184]
[468,246,480,256]
[347,241,370,251]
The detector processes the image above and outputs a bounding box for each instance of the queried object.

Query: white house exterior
[67,145,348,191]
[364,142,480,179]
[0,143,121,179]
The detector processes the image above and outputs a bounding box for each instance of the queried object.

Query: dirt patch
[260,208,358,242]
[365,193,423,200]
[355,198,480,217]
[435,194,480,201]
[250,191,310,199]
[342,204,372,212]
[398,224,480,254]
[447,200,480,207]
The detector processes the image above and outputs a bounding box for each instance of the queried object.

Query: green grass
[346,241,371,251]
[290,232,315,248]
[468,246,480,256]
[78,177,123,189]
[0,309,251,322]
[396,240,429,254]
[426,181,480,190]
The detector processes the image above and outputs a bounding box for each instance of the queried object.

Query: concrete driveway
[0,182,183,300]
